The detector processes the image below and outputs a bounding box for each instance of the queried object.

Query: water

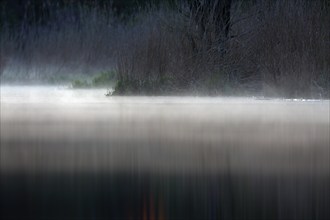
[1,86,329,219]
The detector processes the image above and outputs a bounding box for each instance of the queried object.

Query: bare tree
[187,0,232,54]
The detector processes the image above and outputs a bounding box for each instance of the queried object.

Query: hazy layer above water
[1,86,329,174]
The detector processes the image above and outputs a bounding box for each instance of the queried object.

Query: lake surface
[1,85,329,219]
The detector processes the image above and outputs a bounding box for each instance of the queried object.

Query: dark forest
[1,0,329,97]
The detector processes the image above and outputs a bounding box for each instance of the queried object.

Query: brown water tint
[1,86,329,219]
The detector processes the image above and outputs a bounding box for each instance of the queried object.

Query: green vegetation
[71,79,91,88]
[113,74,175,95]
[92,71,116,87]
[71,71,116,89]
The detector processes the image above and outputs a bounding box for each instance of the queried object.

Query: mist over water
[1,86,329,219]
[1,0,329,218]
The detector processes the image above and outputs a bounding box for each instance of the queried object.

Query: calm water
[1,85,329,219]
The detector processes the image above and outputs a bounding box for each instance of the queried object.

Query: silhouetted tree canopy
[0,0,231,29]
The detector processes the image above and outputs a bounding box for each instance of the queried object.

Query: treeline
[0,0,329,98]
[115,0,329,97]
[0,0,171,28]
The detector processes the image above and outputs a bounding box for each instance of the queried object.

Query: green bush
[112,76,175,95]
[71,70,116,89]
[92,71,116,87]
[72,79,91,88]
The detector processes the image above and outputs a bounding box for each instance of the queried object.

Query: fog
[1,86,329,174]
[1,0,329,218]
[1,85,329,219]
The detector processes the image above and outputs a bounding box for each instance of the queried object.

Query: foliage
[113,76,174,95]
[71,70,116,88]
[71,79,91,88]
[92,71,116,87]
